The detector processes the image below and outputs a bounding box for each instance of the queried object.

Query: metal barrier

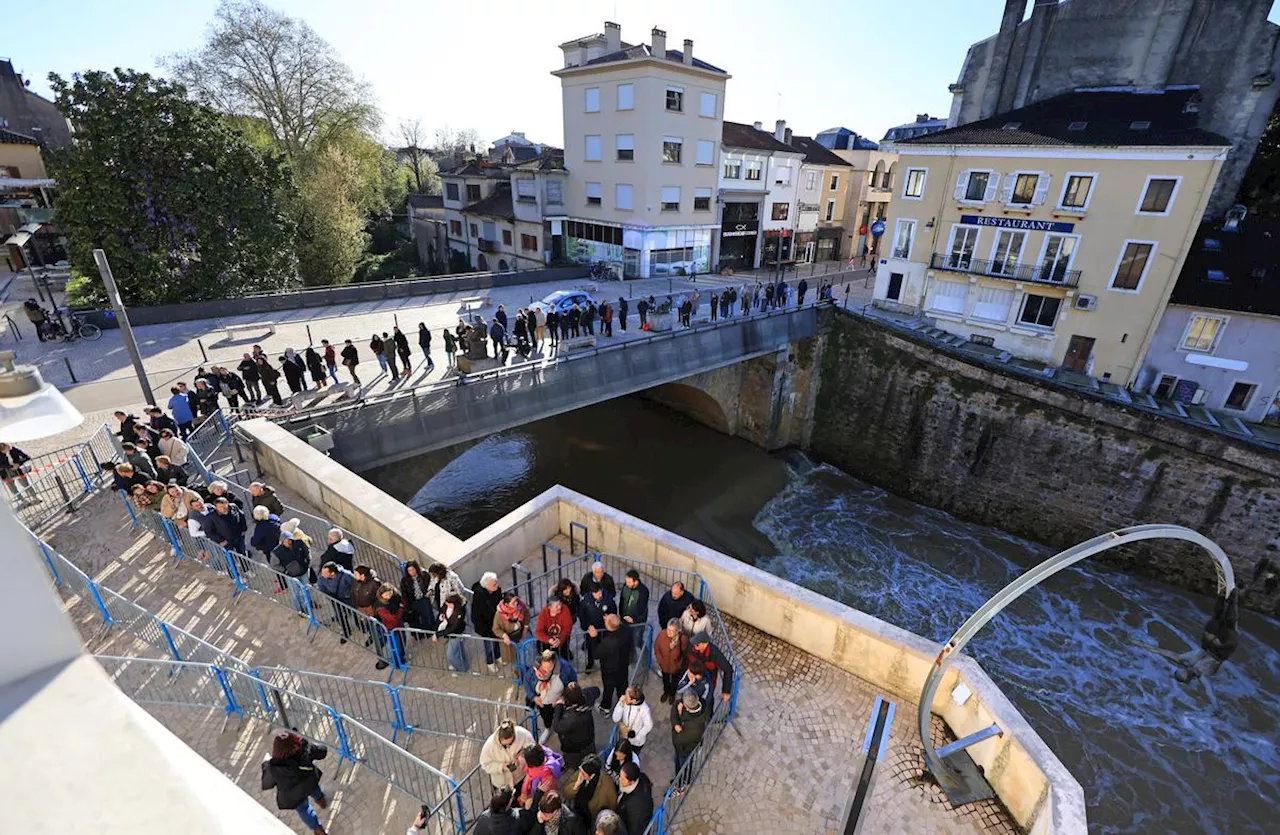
[187,410,234,465]
[394,626,516,681]
[4,423,118,529]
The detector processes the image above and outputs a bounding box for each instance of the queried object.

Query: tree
[166,0,378,159]
[432,126,484,161]
[294,145,367,287]
[46,69,298,306]
[399,119,441,195]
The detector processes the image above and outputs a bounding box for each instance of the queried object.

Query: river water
[371,397,1280,834]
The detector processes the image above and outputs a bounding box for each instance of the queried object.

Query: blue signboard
[870,220,886,237]
[959,214,1074,233]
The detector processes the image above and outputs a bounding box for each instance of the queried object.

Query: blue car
[531,290,595,317]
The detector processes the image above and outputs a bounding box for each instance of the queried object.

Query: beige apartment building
[789,135,852,263]
[551,22,728,277]
[832,148,898,263]
[873,87,1229,385]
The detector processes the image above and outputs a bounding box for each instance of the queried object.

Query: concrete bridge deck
[280,302,828,471]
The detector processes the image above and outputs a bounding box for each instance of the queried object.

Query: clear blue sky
[8,0,1280,149]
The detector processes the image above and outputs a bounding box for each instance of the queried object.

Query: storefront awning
[4,231,32,247]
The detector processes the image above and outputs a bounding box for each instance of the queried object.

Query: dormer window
[1129,121,1151,131]
[1067,121,1088,131]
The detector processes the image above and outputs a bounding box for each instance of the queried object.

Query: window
[661,186,680,211]
[806,171,817,190]
[617,83,634,110]
[521,234,538,251]
[824,201,835,221]
[666,87,684,112]
[545,179,563,204]
[1010,173,1039,205]
[585,182,602,206]
[961,170,991,202]
[1019,294,1061,329]
[722,202,758,222]
[775,165,791,185]
[930,280,969,315]
[972,286,1015,322]
[1153,374,1179,399]
[772,202,789,221]
[990,230,1026,275]
[829,174,839,191]
[696,139,715,166]
[469,223,478,237]
[1181,315,1225,352]
[663,137,682,163]
[616,134,634,161]
[724,161,741,179]
[694,188,712,211]
[1139,177,1178,214]
[1060,175,1094,210]
[584,87,600,112]
[502,229,512,246]
[467,184,482,202]
[584,135,602,161]
[1225,382,1257,411]
[903,168,927,199]
[746,162,762,181]
[946,225,980,270]
[891,219,916,259]
[449,219,462,235]
[700,92,717,118]
[516,179,536,201]
[1111,241,1155,291]
[615,183,634,210]
[564,220,622,246]
[1040,234,1078,283]
[445,182,459,201]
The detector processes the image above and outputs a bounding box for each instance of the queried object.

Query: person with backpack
[261,731,329,835]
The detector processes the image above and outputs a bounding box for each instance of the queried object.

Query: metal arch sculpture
[918,524,1237,803]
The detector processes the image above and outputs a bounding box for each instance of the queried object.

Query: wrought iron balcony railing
[930,252,1081,288]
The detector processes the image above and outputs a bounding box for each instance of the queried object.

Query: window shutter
[1032,174,1052,206]
[983,173,1001,203]
[1001,176,1016,204]
[954,171,970,201]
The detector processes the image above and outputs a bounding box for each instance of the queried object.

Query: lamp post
[93,249,154,407]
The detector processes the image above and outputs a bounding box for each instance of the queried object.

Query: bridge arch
[642,381,733,434]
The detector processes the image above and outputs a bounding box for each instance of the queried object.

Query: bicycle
[42,310,102,342]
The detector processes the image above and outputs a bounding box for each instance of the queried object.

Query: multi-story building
[550,22,728,277]
[489,131,551,164]
[1138,212,1280,424]
[873,87,1230,385]
[440,151,568,272]
[715,121,798,271]
[880,114,948,150]
[819,128,899,263]
[788,134,852,263]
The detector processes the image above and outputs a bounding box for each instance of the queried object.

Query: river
[367,396,1280,834]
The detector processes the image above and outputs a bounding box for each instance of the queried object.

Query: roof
[463,189,515,221]
[0,128,39,146]
[1169,217,1280,318]
[443,149,564,178]
[786,135,852,166]
[722,121,795,153]
[903,88,1231,148]
[439,159,510,178]
[576,43,727,75]
[815,127,879,151]
[406,194,444,210]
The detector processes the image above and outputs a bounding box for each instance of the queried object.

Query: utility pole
[93,249,155,406]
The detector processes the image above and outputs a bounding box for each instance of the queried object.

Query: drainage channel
[841,695,896,834]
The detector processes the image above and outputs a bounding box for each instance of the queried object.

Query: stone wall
[811,312,1280,614]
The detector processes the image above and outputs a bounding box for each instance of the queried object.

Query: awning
[3,231,32,247]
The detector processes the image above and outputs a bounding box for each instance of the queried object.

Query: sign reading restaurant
[959,214,1075,233]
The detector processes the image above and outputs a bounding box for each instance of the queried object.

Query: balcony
[477,238,498,253]
[929,252,1080,288]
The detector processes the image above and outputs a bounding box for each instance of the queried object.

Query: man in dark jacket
[546,309,560,347]
[580,561,616,599]
[351,565,382,649]
[596,614,632,712]
[616,761,654,835]
[316,561,355,642]
[340,340,361,386]
[551,682,602,773]
[617,297,628,331]
[671,690,710,771]
[114,410,142,442]
[208,497,248,554]
[238,354,263,402]
[145,406,178,436]
[393,326,412,371]
[578,585,616,673]
[489,318,507,362]
[260,732,328,831]
[471,572,504,671]
[636,297,648,329]
[319,528,356,573]
[527,791,586,835]
[657,581,694,629]
[618,569,649,652]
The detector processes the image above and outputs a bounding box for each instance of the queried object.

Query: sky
[8,0,1280,151]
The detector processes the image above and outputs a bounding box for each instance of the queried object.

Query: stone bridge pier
[642,334,825,450]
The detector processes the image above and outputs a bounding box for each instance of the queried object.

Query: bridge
[278,302,829,471]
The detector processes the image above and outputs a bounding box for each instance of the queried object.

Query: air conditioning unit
[1074,294,1098,311]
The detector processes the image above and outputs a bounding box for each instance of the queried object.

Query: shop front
[763,229,793,265]
[718,201,760,272]
[816,227,843,261]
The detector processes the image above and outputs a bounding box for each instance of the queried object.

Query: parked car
[530,290,596,317]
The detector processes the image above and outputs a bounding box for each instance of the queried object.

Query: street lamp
[0,350,83,441]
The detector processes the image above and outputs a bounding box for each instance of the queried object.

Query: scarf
[497,598,525,623]
[667,629,682,650]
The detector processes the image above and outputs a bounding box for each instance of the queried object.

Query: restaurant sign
[959,214,1074,233]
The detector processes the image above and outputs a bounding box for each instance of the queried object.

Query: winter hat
[682,691,703,713]
[690,632,711,647]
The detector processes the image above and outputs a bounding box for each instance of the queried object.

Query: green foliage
[45,69,298,306]
[294,145,368,287]
[354,241,419,283]
[63,269,103,307]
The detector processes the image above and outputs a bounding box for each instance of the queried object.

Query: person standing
[710,291,719,322]
[279,350,305,395]
[535,596,573,660]
[393,326,412,371]
[611,686,653,755]
[209,497,248,555]
[529,307,543,349]
[382,332,400,380]
[417,322,434,370]
[578,585,616,673]
[261,731,329,835]
[618,569,649,653]
[686,633,734,704]
[657,581,693,629]
[597,615,632,713]
[250,506,283,562]
[471,571,504,672]
[480,720,536,791]
[563,755,617,827]
[617,297,628,332]
[319,527,356,573]
[0,442,31,500]
[340,339,361,386]
[553,682,602,774]
[601,302,613,337]
[546,309,560,348]
[304,347,327,390]
[167,386,196,437]
[400,561,435,630]
[238,354,263,402]
[256,357,284,405]
[248,481,285,516]
[636,297,648,330]
[443,328,457,368]
[616,762,654,835]
[495,304,509,333]
[370,333,387,374]
[432,592,469,673]
[581,562,616,599]
[527,791,586,835]
[374,584,407,671]
[316,562,355,643]
[797,277,809,305]
[321,340,340,385]
[654,618,688,703]
[492,591,528,666]
[671,689,709,773]
[490,317,507,363]
[583,301,595,337]
[192,379,220,419]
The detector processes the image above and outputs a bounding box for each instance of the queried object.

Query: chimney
[683,39,694,65]
[578,40,589,67]
[774,119,786,142]
[605,21,621,53]
[753,121,762,130]
[651,28,667,58]
[784,127,793,144]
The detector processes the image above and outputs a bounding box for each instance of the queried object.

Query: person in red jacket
[536,595,574,660]
[374,584,405,671]
[686,632,734,703]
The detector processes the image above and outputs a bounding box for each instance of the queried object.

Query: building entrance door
[1062,335,1095,373]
